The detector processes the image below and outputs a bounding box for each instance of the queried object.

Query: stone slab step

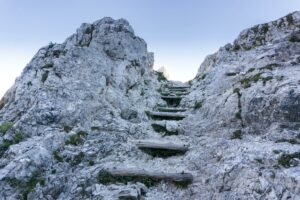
[161,96,183,107]
[147,111,186,120]
[99,168,193,187]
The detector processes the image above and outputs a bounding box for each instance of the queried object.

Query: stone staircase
[98,83,193,197]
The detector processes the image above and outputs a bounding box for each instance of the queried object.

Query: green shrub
[231,130,242,139]
[273,150,281,154]
[0,132,24,157]
[260,63,279,71]
[235,112,242,120]
[278,152,300,168]
[22,176,45,200]
[225,72,237,76]
[41,63,54,69]
[261,24,269,33]
[98,169,158,187]
[240,73,273,88]
[63,126,72,133]
[286,14,294,25]
[275,139,299,144]
[252,25,259,33]
[53,150,64,162]
[65,131,87,146]
[194,101,203,110]
[71,152,84,166]
[289,35,300,43]
[48,42,55,48]
[247,68,255,73]
[240,73,261,88]
[41,71,49,83]
[89,160,95,166]
[85,26,94,34]
[201,74,206,80]
[6,175,45,200]
[13,133,23,144]
[156,72,167,82]
[255,158,264,164]
[0,122,14,135]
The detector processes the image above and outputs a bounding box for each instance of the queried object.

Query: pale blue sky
[0,0,299,97]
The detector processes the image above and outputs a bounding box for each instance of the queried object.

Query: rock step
[147,111,186,120]
[157,107,187,112]
[99,168,193,187]
[151,123,178,136]
[136,140,189,157]
[161,96,183,107]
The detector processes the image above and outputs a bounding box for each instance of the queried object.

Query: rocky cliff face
[0,12,300,200]
[181,11,300,199]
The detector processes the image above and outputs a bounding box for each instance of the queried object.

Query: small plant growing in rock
[261,24,269,34]
[63,126,72,133]
[85,26,94,34]
[89,160,95,166]
[53,150,64,162]
[41,71,49,83]
[247,68,255,73]
[156,72,167,82]
[225,72,237,76]
[98,169,158,187]
[286,14,294,25]
[0,122,14,136]
[278,152,300,168]
[0,132,24,157]
[48,42,55,48]
[275,138,299,144]
[194,101,203,110]
[65,131,87,146]
[260,63,279,71]
[289,35,300,43]
[71,152,85,166]
[255,158,264,164]
[252,25,259,33]
[231,130,242,139]
[201,74,206,80]
[41,63,54,69]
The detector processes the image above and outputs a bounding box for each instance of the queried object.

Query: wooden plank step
[168,88,189,91]
[136,140,189,157]
[161,92,189,96]
[157,107,187,112]
[98,168,193,187]
[161,95,183,99]
[167,86,190,89]
[147,111,186,120]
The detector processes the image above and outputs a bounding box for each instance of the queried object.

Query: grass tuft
[231,130,242,139]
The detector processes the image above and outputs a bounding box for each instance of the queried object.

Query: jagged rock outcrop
[1,11,300,200]
[0,17,166,199]
[180,11,300,199]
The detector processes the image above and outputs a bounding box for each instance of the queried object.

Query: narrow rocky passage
[97,81,195,199]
